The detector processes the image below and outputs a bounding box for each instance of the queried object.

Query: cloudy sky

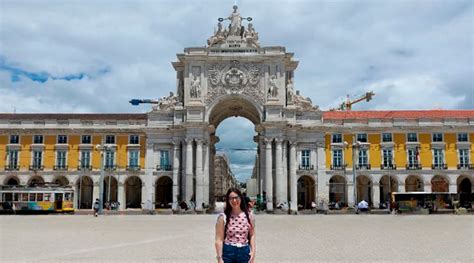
[1,0,473,181]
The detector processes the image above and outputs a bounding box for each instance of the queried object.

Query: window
[36,193,43,201]
[459,149,469,167]
[458,133,468,142]
[7,150,19,169]
[105,135,115,144]
[433,149,444,167]
[407,133,417,142]
[81,135,91,144]
[56,150,67,168]
[433,133,443,142]
[105,150,115,168]
[332,149,343,168]
[33,135,43,144]
[382,149,393,167]
[382,133,392,143]
[129,150,139,168]
[9,135,19,144]
[80,151,91,169]
[32,150,43,168]
[129,135,139,144]
[358,149,368,167]
[57,135,68,144]
[159,150,170,170]
[332,134,342,143]
[301,150,311,168]
[357,133,367,143]
[407,148,419,167]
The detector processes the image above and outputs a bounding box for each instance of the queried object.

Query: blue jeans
[222,243,250,263]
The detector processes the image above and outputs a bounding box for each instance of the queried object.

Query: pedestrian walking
[215,188,256,263]
[93,198,99,217]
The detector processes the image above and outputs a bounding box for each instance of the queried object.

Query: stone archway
[329,175,347,206]
[53,176,69,186]
[405,175,423,192]
[76,176,93,209]
[431,175,449,192]
[155,176,172,208]
[356,175,372,206]
[28,176,44,187]
[379,175,398,206]
[297,176,315,210]
[103,176,118,206]
[125,176,142,209]
[3,176,19,186]
[457,176,472,208]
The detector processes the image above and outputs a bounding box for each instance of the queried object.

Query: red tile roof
[0,113,147,120]
[323,110,474,120]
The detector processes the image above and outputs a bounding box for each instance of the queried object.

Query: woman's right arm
[215,216,225,263]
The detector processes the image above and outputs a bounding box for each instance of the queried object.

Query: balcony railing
[156,164,172,171]
[78,165,92,171]
[53,165,68,171]
[330,164,346,170]
[380,164,397,170]
[432,164,448,170]
[356,164,371,170]
[126,165,141,171]
[29,165,44,171]
[406,163,422,170]
[298,165,314,170]
[457,164,474,170]
[104,165,117,171]
[4,165,19,171]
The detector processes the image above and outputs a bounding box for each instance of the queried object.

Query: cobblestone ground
[0,214,472,262]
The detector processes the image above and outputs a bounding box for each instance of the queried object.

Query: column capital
[195,139,204,145]
[184,138,194,144]
[289,141,298,147]
[263,137,273,144]
[274,138,283,144]
[172,139,181,146]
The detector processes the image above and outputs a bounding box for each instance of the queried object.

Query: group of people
[92,198,121,217]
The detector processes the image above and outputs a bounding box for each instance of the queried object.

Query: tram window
[29,193,36,201]
[21,193,28,201]
[65,193,72,201]
[13,193,19,201]
[44,193,51,201]
[37,193,43,201]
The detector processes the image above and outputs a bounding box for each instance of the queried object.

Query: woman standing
[215,188,256,263]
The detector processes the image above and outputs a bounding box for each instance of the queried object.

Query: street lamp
[95,142,113,215]
[344,136,361,209]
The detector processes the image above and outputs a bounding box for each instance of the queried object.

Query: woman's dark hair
[223,188,252,240]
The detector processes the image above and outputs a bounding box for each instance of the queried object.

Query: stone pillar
[144,144,155,211]
[449,183,457,193]
[195,139,204,211]
[264,138,273,211]
[203,141,210,206]
[172,141,180,211]
[118,182,125,211]
[73,183,79,209]
[347,179,355,207]
[282,141,288,204]
[275,139,284,206]
[289,141,297,213]
[92,180,100,203]
[372,182,380,208]
[259,138,265,196]
[185,138,194,203]
[424,183,431,193]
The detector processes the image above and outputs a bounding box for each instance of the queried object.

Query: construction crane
[330,91,375,111]
[129,99,160,106]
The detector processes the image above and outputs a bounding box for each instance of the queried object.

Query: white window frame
[332,133,343,143]
[9,135,20,144]
[458,148,470,167]
[301,149,311,168]
[104,149,115,168]
[407,148,419,167]
[129,135,140,145]
[81,135,92,144]
[356,133,368,143]
[381,148,394,167]
[128,150,140,167]
[381,133,392,143]
[432,148,445,167]
[457,133,469,142]
[357,148,369,167]
[332,149,343,168]
[55,150,68,168]
[57,135,68,144]
[79,150,92,169]
[432,133,443,142]
[33,135,44,144]
[7,149,19,168]
[105,135,116,145]
[31,150,43,168]
[407,133,418,142]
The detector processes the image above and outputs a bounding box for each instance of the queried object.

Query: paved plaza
[0,214,473,262]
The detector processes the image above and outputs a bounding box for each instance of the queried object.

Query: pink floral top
[220,212,253,245]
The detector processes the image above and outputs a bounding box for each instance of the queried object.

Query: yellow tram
[0,185,74,214]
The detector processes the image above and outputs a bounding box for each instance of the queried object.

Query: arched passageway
[155,176,172,208]
[458,176,472,208]
[405,175,423,192]
[4,176,19,186]
[103,176,118,206]
[125,176,142,209]
[431,175,448,192]
[329,175,347,207]
[379,175,398,207]
[28,176,44,187]
[297,176,315,210]
[76,176,93,209]
[53,176,69,186]
[356,175,372,206]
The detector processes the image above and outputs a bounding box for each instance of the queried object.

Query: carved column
[264,138,273,211]
[289,141,297,213]
[259,137,265,196]
[203,141,210,206]
[172,141,180,211]
[195,139,204,211]
[118,182,125,211]
[372,182,380,208]
[185,138,194,203]
[275,139,285,206]
[144,144,155,210]
[282,141,288,204]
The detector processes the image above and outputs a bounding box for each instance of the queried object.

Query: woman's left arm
[249,216,256,263]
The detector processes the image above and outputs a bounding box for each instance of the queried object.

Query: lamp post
[96,141,112,215]
[345,136,361,209]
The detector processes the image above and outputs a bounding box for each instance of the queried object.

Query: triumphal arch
[146,5,325,213]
